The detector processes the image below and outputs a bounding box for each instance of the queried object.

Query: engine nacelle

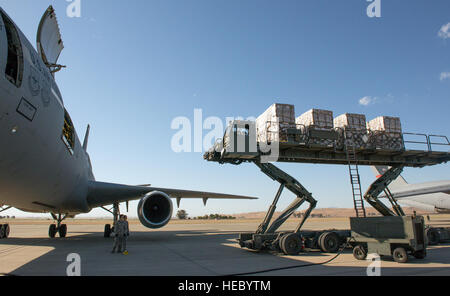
[137,191,173,229]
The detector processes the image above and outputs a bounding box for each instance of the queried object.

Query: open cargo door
[36,5,65,75]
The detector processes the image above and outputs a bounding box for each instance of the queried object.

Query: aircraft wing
[388,185,450,199]
[86,181,257,208]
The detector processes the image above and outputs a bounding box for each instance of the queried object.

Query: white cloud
[359,96,375,106]
[438,23,450,39]
[440,72,450,81]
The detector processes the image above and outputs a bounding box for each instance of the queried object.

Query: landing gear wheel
[353,245,367,260]
[319,232,340,253]
[3,224,9,238]
[413,250,427,259]
[393,247,408,263]
[49,224,57,238]
[59,224,67,238]
[0,224,5,239]
[104,224,111,238]
[280,233,302,255]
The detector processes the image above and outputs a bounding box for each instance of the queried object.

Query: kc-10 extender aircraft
[0,6,257,239]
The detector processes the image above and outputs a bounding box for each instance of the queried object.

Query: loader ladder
[345,142,366,218]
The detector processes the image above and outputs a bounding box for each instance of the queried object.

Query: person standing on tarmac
[111,215,127,254]
[122,215,130,255]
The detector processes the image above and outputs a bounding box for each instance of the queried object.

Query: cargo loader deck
[204,120,450,255]
[205,134,450,168]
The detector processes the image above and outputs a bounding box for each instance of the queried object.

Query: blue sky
[1,0,449,218]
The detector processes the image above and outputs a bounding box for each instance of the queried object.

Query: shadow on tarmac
[0,228,449,276]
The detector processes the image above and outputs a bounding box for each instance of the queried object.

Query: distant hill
[231,207,432,219]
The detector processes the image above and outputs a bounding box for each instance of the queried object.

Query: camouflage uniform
[112,220,129,253]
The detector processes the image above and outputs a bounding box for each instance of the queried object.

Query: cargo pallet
[204,120,450,255]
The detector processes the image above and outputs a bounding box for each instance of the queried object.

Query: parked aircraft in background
[372,166,450,214]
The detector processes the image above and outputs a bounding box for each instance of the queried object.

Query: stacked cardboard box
[334,113,370,149]
[367,116,402,133]
[256,104,296,143]
[296,109,335,147]
[296,109,334,130]
[367,116,404,150]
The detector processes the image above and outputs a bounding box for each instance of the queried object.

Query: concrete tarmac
[0,218,449,276]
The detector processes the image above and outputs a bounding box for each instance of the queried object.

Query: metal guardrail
[403,133,450,152]
[209,121,450,159]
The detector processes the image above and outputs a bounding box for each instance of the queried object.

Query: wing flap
[87,181,257,208]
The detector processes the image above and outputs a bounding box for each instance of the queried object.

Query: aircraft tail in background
[371,166,408,190]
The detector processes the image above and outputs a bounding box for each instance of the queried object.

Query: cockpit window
[62,109,75,154]
[0,11,24,87]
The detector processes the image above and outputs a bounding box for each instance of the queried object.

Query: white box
[256,103,295,142]
[368,116,402,133]
[296,109,334,130]
[334,113,367,130]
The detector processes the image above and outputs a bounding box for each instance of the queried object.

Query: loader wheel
[413,250,427,259]
[393,247,408,263]
[317,232,326,250]
[320,232,340,253]
[353,245,367,260]
[426,228,440,245]
[280,233,302,255]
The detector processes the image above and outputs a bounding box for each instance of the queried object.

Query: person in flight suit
[111,215,127,253]
[122,215,130,254]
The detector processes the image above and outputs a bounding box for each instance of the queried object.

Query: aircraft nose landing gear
[0,206,12,239]
[0,224,10,239]
[49,213,68,238]
[101,202,120,238]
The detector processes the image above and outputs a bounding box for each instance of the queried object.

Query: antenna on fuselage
[83,124,90,151]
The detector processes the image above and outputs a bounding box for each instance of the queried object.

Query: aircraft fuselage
[0,8,92,214]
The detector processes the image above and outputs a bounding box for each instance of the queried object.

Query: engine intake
[137,191,173,229]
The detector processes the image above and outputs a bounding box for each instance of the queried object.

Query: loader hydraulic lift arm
[363,165,406,216]
[254,161,317,235]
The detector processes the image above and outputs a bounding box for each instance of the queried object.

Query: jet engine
[137,191,173,229]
